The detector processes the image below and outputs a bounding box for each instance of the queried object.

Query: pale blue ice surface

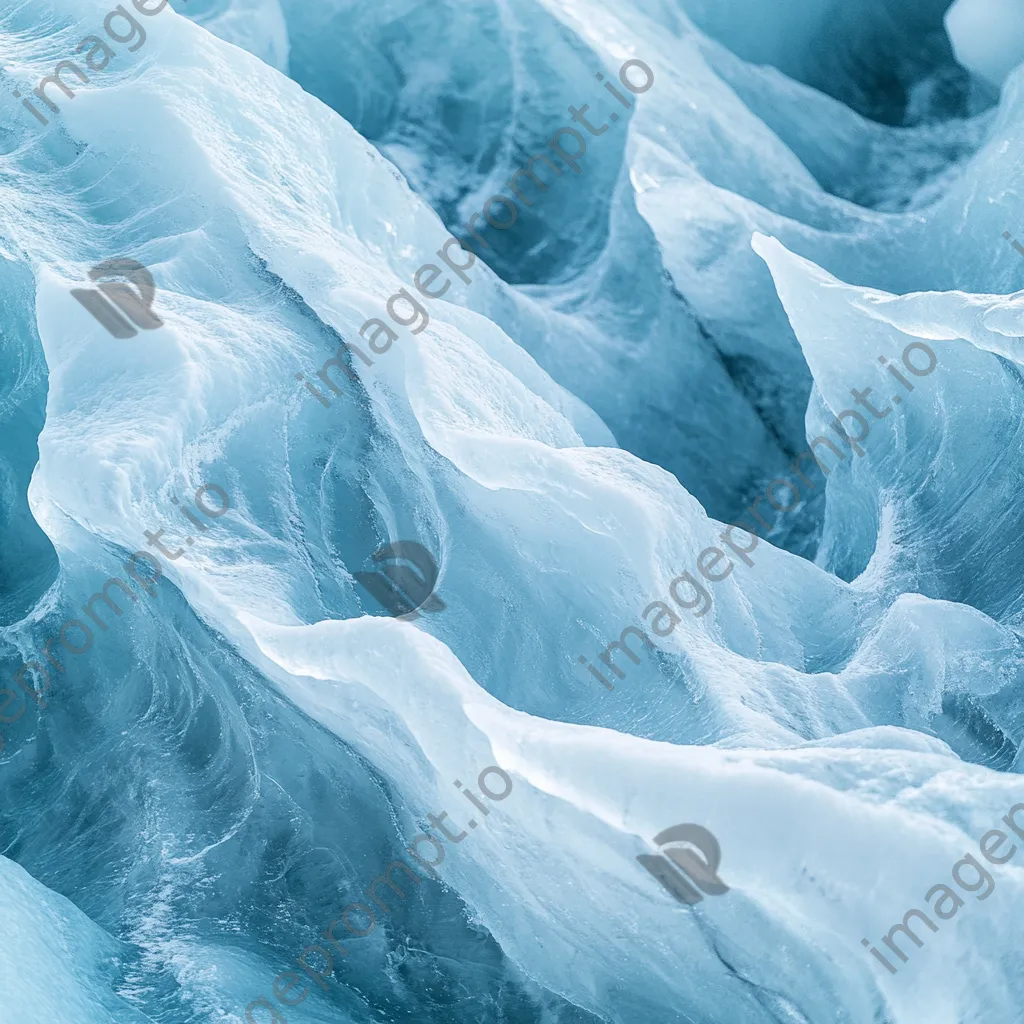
[1,1,1023,1022]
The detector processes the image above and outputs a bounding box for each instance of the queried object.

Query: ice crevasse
[1,1,1024,1023]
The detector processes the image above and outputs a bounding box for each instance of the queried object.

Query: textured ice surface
[1,0,1023,1023]
[947,0,1024,88]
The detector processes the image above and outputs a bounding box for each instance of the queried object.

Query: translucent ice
[1,1,1023,1023]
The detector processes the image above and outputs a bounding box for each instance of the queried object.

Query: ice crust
[0,1,1023,1023]
[946,0,1024,89]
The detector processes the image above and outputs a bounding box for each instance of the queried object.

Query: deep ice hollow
[2,1,1024,1023]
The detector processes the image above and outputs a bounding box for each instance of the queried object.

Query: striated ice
[0,1,1023,1023]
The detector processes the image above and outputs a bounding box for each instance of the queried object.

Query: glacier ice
[946,0,1024,89]
[1,0,1024,1022]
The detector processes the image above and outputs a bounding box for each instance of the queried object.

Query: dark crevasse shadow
[933,689,1021,773]
[250,0,797,533]
[0,257,59,627]
[273,0,621,286]
[256,0,998,550]
[0,572,603,1024]
[678,0,994,127]
[181,0,1001,559]
[699,30,997,215]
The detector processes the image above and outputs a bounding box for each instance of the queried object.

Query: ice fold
[2,1,1024,1023]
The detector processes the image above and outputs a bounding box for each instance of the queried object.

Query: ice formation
[1,0,1023,1022]
[946,0,1024,89]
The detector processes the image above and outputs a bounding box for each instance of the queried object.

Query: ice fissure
[1,1,1023,1023]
